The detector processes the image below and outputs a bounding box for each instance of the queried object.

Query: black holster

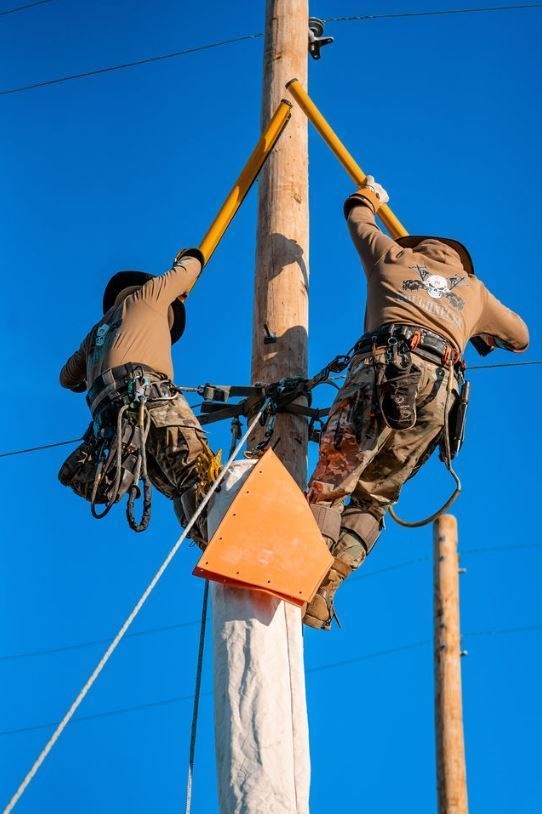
[375,342,421,431]
[441,379,470,461]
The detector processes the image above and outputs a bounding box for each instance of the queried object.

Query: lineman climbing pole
[434,515,469,814]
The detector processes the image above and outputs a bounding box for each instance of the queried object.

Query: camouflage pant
[145,393,217,542]
[308,351,458,570]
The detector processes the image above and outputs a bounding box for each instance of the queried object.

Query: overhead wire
[0,0,54,16]
[2,543,540,662]
[0,619,203,662]
[2,622,540,738]
[1,361,540,461]
[323,3,542,24]
[468,359,542,370]
[2,4,542,96]
[0,33,264,97]
[307,623,542,675]
[0,437,82,459]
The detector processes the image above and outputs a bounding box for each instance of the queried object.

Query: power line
[3,543,540,663]
[2,622,540,737]
[0,692,200,737]
[469,360,542,370]
[465,622,542,638]
[0,33,263,97]
[324,3,542,24]
[0,438,82,459]
[345,543,542,588]
[306,623,542,675]
[462,542,542,555]
[0,0,53,17]
[1,361,540,461]
[0,620,201,662]
[2,4,541,96]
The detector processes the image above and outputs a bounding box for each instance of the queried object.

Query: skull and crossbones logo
[402,263,467,310]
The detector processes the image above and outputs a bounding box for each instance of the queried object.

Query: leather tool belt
[354,323,465,370]
[86,363,177,419]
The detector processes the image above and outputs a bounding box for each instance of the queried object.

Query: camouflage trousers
[145,393,218,542]
[308,351,458,571]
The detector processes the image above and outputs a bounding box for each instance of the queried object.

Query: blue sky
[1,1,541,811]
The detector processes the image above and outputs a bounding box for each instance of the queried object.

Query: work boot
[173,484,208,549]
[303,558,352,631]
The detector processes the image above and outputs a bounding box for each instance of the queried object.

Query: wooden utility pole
[251,0,309,486]
[211,5,311,812]
[434,515,469,814]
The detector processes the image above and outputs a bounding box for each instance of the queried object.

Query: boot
[173,483,208,549]
[303,558,352,631]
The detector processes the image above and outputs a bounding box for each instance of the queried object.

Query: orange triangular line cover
[193,449,333,606]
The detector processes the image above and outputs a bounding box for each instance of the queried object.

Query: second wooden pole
[434,514,469,814]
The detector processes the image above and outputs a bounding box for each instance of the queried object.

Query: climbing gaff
[286,78,408,240]
[178,99,293,297]
[193,449,334,607]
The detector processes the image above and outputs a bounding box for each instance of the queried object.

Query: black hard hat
[102,270,186,344]
[395,235,474,276]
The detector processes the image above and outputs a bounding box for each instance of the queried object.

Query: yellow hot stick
[286,79,408,239]
[178,99,293,298]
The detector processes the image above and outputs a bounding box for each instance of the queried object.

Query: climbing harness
[59,324,469,535]
[59,364,179,532]
[192,324,470,528]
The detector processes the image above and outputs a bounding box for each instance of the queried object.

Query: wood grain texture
[434,515,469,814]
[251,0,309,487]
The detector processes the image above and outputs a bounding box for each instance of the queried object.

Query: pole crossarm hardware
[188,341,358,447]
[176,98,292,296]
[286,79,407,239]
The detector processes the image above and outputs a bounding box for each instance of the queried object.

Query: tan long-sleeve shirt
[347,203,529,354]
[60,257,201,391]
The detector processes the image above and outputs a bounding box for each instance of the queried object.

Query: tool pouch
[58,418,142,505]
[440,380,470,460]
[376,360,421,431]
[58,424,110,503]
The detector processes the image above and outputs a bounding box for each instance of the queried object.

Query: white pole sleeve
[208,461,311,814]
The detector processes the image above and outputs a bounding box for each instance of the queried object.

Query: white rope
[4,404,268,813]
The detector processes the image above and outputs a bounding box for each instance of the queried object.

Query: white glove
[362,175,389,205]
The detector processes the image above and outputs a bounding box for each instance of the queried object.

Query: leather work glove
[172,247,205,267]
[344,175,390,218]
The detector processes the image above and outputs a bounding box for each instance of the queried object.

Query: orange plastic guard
[193,449,334,607]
